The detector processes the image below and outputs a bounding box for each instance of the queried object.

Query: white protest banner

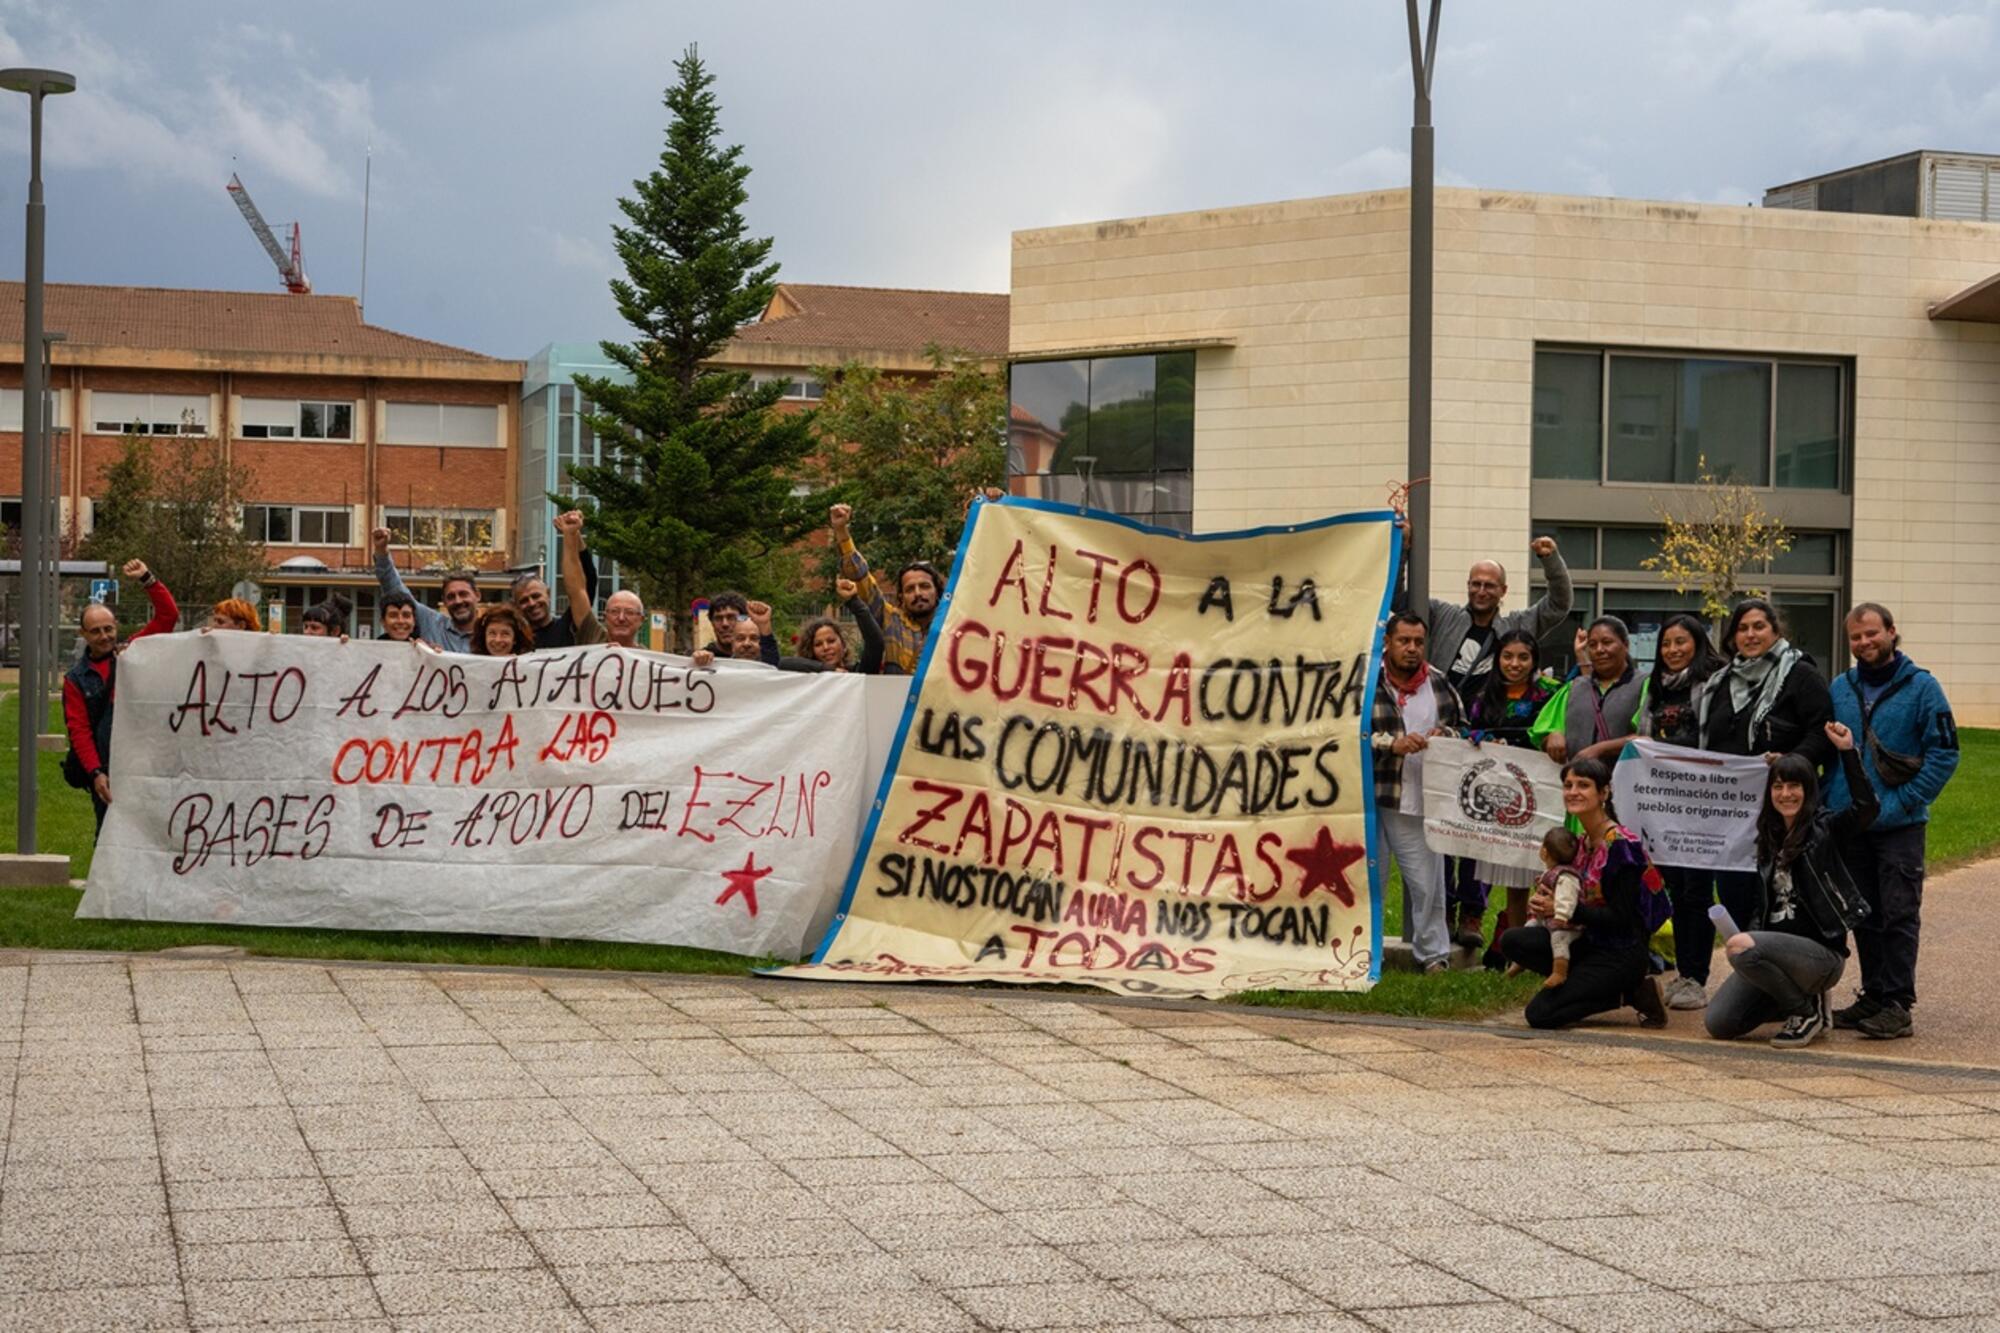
[1420,738,1564,872]
[76,634,891,959]
[1610,738,1768,872]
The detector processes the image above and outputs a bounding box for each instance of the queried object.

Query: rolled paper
[1707,903,1740,940]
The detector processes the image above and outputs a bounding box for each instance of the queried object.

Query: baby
[1512,827,1585,988]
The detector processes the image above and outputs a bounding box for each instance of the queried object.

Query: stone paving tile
[9,955,2000,1332]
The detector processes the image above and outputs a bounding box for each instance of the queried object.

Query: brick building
[0,283,522,633]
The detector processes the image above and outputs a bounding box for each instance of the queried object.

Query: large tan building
[1008,181,2000,722]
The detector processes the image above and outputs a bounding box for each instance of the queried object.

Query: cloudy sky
[0,0,1994,360]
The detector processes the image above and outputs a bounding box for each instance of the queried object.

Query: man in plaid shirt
[1371,610,1466,974]
[828,503,939,675]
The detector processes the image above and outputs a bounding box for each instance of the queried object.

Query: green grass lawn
[3,690,1992,1023]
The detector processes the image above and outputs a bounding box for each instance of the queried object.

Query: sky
[0,0,1995,361]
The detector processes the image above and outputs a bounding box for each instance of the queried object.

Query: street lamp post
[1404,1,1440,612]
[2,67,78,855]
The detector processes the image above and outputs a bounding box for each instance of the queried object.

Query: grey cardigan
[1424,548,1574,677]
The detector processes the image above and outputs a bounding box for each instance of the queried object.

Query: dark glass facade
[1008,351,1195,531]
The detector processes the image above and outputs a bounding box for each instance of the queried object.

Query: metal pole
[41,334,61,737]
[1405,0,1440,614]
[17,87,46,852]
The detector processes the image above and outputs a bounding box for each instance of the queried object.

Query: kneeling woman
[1706,722,1875,1049]
[1498,757,1667,1030]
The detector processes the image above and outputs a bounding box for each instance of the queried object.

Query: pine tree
[565,46,821,647]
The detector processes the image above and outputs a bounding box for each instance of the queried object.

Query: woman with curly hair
[471,602,533,656]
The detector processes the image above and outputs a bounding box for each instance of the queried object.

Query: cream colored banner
[778,498,1397,999]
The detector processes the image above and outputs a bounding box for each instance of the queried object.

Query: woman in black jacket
[1642,614,1728,1011]
[1705,720,1876,1049]
[1700,598,1833,939]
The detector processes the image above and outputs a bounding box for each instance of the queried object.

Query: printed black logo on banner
[1457,757,1535,828]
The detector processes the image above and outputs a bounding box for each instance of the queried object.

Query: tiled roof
[0,282,504,362]
[727,283,1008,359]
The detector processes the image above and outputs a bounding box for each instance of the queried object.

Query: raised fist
[120,559,149,581]
[1531,536,1557,558]
[835,577,857,600]
[554,509,584,537]
[828,503,852,531]
[747,600,773,633]
[370,526,392,555]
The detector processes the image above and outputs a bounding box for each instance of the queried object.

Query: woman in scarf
[1700,598,1833,938]
[1497,756,1669,1029]
[1706,720,1874,1048]
[1529,616,1645,766]
[1453,629,1560,963]
[1639,614,1729,1010]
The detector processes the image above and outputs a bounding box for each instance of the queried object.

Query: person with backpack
[1706,721,1875,1049]
[1496,756,1669,1029]
[1824,603,1960,1041]
[63,560,178,833]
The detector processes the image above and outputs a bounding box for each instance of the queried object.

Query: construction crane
[225,172,310,294]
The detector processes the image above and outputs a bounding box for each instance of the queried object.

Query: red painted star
[1284,827,1366,907]
[715,853,774,918]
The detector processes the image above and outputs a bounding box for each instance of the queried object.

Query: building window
[1532,348,1847,491]
[383,402,500,446]
[382,507,496,550]
[1007,350,1194,532]
[1531,523,1846,670]
[90,391,208,436]
[0,388,69,430]
[241,398,355,440]
[751,373,823,400]
[243,504,353,546]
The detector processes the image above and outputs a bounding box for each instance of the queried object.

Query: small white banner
[1610,739,1768,872]
[76,633,902,960]
[1420,738,1565,872]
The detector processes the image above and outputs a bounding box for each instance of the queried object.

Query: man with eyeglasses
[1401,523,1573,701]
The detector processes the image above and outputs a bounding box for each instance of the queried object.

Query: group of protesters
[60,502,938,822]
[63,501,1961,1049]
[1377,528,1960,1046]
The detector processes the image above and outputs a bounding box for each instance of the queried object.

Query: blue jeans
[1704,931,1845,1038]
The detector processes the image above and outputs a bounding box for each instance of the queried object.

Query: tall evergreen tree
[565,46,820,646]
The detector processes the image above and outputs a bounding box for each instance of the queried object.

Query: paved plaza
[2,950,1998,1332]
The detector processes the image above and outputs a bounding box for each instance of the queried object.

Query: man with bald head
[65,559,179,833]
[602,590,645,649]
[1405,526,1573,701]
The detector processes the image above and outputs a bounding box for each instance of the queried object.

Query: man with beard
[1824,602,1960,1041]
[1369,611,1466,975]
[510,509,602,648]
[371,527,479,652]
[829,503,938,675]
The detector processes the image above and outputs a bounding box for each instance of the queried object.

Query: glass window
[93,391,207,435]
[1155,352,1195,472]
[265,507,292,543]
[1608,357,1770,485]
[384,402,499,446]
[1772,592,1837,672]
[1009,359,1089,480]
[1599,527,1664,571]
[1085,355,1156,475]
[298,403,323,439]
[1532,524,1597,567]
[1531,351,1602,480]
[1773,531,1838,576]
[1775,364,1841,489]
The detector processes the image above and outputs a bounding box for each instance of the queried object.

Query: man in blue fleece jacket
[1823,603,1960,1041]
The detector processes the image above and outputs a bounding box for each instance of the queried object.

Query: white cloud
[548,229,612,274]
[1675,0,1992,80]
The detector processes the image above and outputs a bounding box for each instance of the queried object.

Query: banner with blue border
[774,496,1399,999]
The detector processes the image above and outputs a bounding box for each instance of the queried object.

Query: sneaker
[1665,976,1709,1011]
[1423,960,1449,975]
[1856,1000,1914,1040]
[1630,975,1668,1029]
[1454,927,1485,951]
[1833,993,1883,1030]
[1771,993,1831,1049]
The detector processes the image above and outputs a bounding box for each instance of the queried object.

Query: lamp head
[0,69,77,97]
